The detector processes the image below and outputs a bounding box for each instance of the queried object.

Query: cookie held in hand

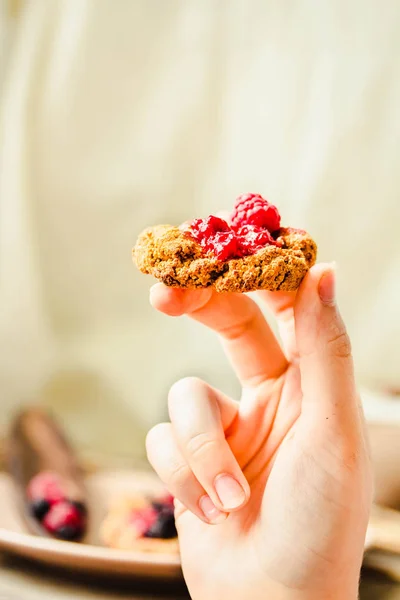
[132,193,317,293]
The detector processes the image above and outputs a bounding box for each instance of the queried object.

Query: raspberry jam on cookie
[188,194,281,261]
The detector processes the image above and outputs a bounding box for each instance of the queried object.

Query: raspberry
[190,215,230,244]
[231,193,281,232]
[161,493,174,506]
[187,203,280,262]
[189,216,243,261]
[129,507,158,538]
[27,471,65,506]
[236,224,281,255]
[128,502,177,540]
[207,231,243,261]
[43,501,85,538]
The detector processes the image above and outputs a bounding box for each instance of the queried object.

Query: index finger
[150,284,288,388]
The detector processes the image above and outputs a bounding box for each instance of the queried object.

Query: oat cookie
[133,193,317,293]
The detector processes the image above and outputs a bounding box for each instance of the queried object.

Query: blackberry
[30,498,50,520]
[144,511,177,539]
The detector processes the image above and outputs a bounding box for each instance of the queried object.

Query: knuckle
[145,424,194,488]
[218,314,256,341]
[324,316,352,358]
[185,431,219,460]
[168,460,192,487]
[168,376,205,409]
[327,330,352,358]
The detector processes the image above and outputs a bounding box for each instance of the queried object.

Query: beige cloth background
[0,0,399,457]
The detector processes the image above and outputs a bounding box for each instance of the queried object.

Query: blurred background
[0,0,399,464]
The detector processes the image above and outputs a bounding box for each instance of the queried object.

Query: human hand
[146,263,372,600]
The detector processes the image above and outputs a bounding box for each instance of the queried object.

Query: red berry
[187,202,281,261]
[236,224,281,255]
[154,493,174,507]
[27,471,65,506]
[161,493,174,506]
[189,216,243,261]
[190,215,230,244]
[208,231,243,261]
[231,193,281,232]
[129,507,158,537]
[43,501,84,534]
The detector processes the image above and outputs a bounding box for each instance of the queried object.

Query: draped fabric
[0,0,399,455]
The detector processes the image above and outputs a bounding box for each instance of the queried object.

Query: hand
[146,264,372,600]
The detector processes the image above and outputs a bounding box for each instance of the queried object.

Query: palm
[148,271,371,600]
[177,367,300,590]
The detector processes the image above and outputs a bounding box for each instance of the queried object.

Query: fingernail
[214,474,246,510]
[318,263,336,306]
[199,495,227,524]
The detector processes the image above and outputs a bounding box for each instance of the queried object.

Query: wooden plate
[0,470,182,580]
[2,465,400,583]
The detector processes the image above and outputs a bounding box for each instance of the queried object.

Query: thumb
[294,263,357,418]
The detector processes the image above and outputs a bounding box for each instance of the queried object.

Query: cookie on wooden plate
[100,493,179,554]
